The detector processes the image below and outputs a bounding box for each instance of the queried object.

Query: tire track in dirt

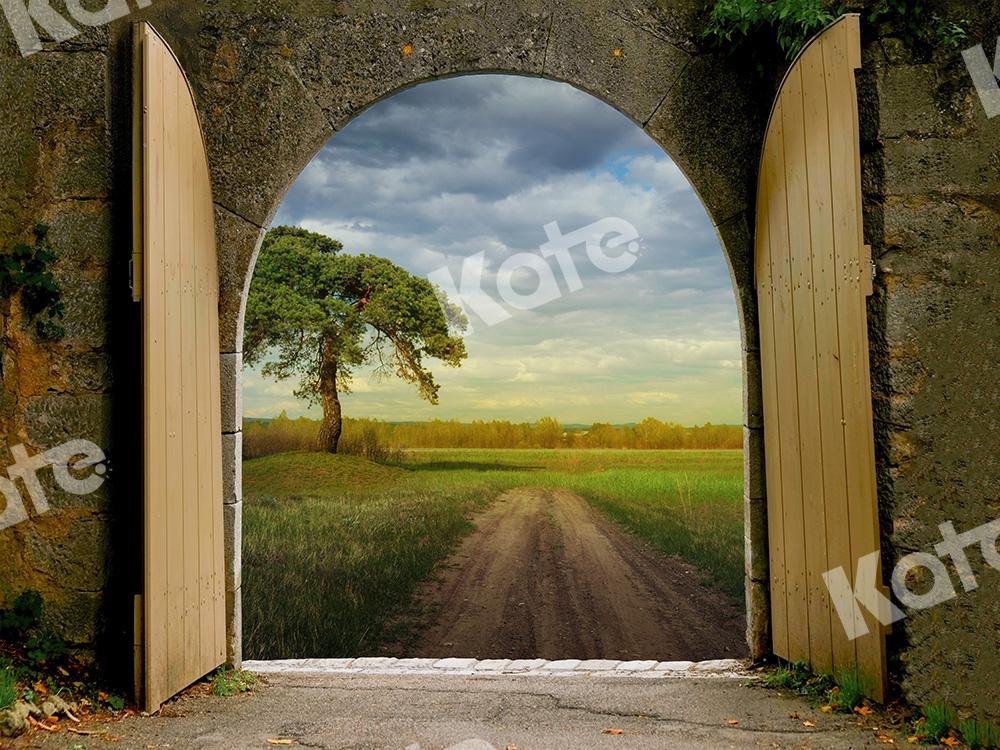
[403,487,747,661]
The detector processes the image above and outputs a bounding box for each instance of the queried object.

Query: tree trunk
[317,337,342,453]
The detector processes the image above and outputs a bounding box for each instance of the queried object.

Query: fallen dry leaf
[603,728,624,735]
[906,736,920,745]
[726,719,740,726]
[267,740,295,746]
[876,734,895,745]
[27,716,58,732]
[802,720,816,728]
[788,712,800,720]
[855,705,873,717]
[505,746,518,750]
[820,705,834,714]
[941,737,960,747]
[401,43,414,56]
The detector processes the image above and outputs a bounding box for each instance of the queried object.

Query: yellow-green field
[242,449,744,660]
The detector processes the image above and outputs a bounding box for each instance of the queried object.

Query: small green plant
[0,590,43,638]
[209,668,258,697]
[761,660,838,700]
[960,718,1000,749]
[0,590,71,673]
[762,660,813,690]
[916,702,955,744]
[0,668,17,711]
[868,0,970,51]
[762,661,872,714]
[0,223,65,340]
[104,693,126,711]
[931,14,970,50]
[25,629,69,666]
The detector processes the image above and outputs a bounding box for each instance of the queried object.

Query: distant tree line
[243,411,742,459]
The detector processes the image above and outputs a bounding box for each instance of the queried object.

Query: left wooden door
[133,21,226,713]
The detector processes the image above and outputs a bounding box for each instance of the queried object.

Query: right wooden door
[755,14,888,701]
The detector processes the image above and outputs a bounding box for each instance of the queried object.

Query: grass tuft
[919,703,954,743]
[831,666,866,712]
[0,668,16,711]
[960,718,1000,749]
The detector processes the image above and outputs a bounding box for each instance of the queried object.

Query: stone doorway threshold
[244,657,749,679]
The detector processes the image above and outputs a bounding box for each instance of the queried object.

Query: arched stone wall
[121,0,774,665]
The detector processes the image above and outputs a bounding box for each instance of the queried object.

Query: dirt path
[403,487,747,662]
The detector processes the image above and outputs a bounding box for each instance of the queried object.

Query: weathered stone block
[716,210,759,354]
[743,493,768,583]
[57,269,111,349]
[743,425,765,498]
[883,135,1000,198]
[25,513,109,592]
[226,586,242,669]
[23,393,112,449]
[221,432,242,505]
[47,202,113,268]
[645,55,769,226]
[220,353,243,434]
[223,500,242,592]
[543,0,693,124]
[742,350,763,430]
[744,577,770,662]
[877,65,948,139]
[215,205,264,354]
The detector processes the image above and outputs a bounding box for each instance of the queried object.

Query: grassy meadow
[242,448,744,660]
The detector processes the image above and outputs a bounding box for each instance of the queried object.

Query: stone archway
[123,0,775,666]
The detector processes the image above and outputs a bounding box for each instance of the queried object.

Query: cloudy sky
[243,74,743,426]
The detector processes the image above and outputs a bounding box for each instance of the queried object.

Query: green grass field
[242,449,744,660]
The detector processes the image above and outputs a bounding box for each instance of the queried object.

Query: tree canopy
[243,226,468,452]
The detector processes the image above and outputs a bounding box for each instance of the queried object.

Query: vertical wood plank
[194,107,216,670]
[767,100,812,665]
[180,94,201,677]
[162,59,186,694]
[823,17,887,701]
[756,147,789,661]
[142,27,169,710]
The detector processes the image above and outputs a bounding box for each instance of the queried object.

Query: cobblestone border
[244,657,750,679]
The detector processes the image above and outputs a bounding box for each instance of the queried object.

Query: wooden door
[756,14,887,700]
[134,21,226,713]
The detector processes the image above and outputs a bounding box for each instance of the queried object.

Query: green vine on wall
[703,0,971,63]
[703,0,842,61]
[0,223,66,341]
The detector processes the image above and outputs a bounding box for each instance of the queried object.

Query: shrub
[337,424,403,464]
[242,412,320,459]
[704,0,842,60]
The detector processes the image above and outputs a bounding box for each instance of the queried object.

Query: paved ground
[400,488,746,661]
[14,672,902,750]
